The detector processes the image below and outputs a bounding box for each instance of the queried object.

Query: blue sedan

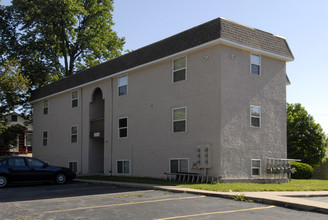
[0,156,76,187]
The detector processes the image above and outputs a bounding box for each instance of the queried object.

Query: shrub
[291,161,314,179]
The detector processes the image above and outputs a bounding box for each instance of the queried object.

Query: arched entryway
[89,88,104,173]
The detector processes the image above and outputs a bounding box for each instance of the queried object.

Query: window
[117,160,130,174]
[72,91,78,107]
[251,159,261,176]
[173,57,186,82]
[170,159,188,173]
[11,115,17,122]
[251,54,261,75]
[69,162,78,173]
[43,131,48,146]
[26,158,45,167]
[118,117,128,138]
[43,100,49,115]
[8,158,26,166]
[25,132,33,147]
[71,126,78,143]
[118,75,128,96]
[250,105,261,128]
[173,107,186,132]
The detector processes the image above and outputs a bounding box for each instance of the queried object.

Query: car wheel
[55,173,66,184]
[0,175,8,188]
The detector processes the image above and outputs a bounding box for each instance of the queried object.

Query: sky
[111,0,328,133]
[2,0,328,133]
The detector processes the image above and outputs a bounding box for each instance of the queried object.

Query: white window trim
[250,105,261,128]
[43,100,49,115]
[172,56,187,83]
[172,107,187,133]
[118,75,128,96]
[42,130,48,146]
[71,125,78,143]
[250,54,261,75]
[118,117,128,139]
[72,90,78,108]
[116,160,131,175]
[68,161,78,173]
[169,158,189,173]
[251,159,261,177]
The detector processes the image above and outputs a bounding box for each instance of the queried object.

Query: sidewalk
[75,178,328,215]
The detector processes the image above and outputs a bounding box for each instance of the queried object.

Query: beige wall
[33,88,82,170]
[32,43,288,180]
[219,45,287,180]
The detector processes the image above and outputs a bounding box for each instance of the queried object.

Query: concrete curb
[75,179,328,215]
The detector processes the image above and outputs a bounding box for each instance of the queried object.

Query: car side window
[8,158,26,166]
[26,158,45,167]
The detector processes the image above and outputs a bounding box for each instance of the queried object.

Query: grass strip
[78,176,328,192]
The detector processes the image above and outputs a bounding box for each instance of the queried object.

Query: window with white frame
[117,160,130,174]
[173,107,186,132]
[42,131,48,146]
[69,161,78,173]
[118,75,128,96]
[118,117,128,138]
[72,91,78,107]
[251,159,261,176]
[43,100,49,115]
[71,126,78,143]
[251,54,261,75]
[250,105,261,128]
[173,57,186,82]
[170,159,188,173]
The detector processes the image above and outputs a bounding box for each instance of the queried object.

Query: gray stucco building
[31,17,294,182]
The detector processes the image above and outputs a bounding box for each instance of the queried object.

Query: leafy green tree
[2,0,124,86]
[0,59,30,134]
[287,103,327,167]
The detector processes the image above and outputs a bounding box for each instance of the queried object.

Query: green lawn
[77,176,328,192]
[178,179,328,192]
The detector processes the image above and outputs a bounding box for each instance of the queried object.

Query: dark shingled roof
[30,17,294,101]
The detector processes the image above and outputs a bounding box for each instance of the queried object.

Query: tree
[287,103,327,167]
[2,0,125,87]
[0,59,30,134]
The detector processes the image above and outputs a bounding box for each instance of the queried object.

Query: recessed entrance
[89,88,104,173]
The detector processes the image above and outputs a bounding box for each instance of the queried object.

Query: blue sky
[2,0,328,133]
[112,0,328,133]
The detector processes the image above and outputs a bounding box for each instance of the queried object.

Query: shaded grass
[77,176,328,192]
[77,175,177,186]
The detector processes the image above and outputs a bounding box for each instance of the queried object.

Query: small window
[117,160,130,174]
[118,117,128,138]
[173,107,186,132]
[25,132,33,147]
[118,76,128,96]
[170,159,188,173]
[43,100,49,115]
[251,54,260,75]
[251,159,261,176]
[250,105,261,128]
[69,162,78,173]
[11,115,18,122]
[71,126,78,143]
[43,131,48,146]
[173,57,186,82]
[72,91,78,107]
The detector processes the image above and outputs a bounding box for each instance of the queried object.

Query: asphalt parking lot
[0,182,327,220]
